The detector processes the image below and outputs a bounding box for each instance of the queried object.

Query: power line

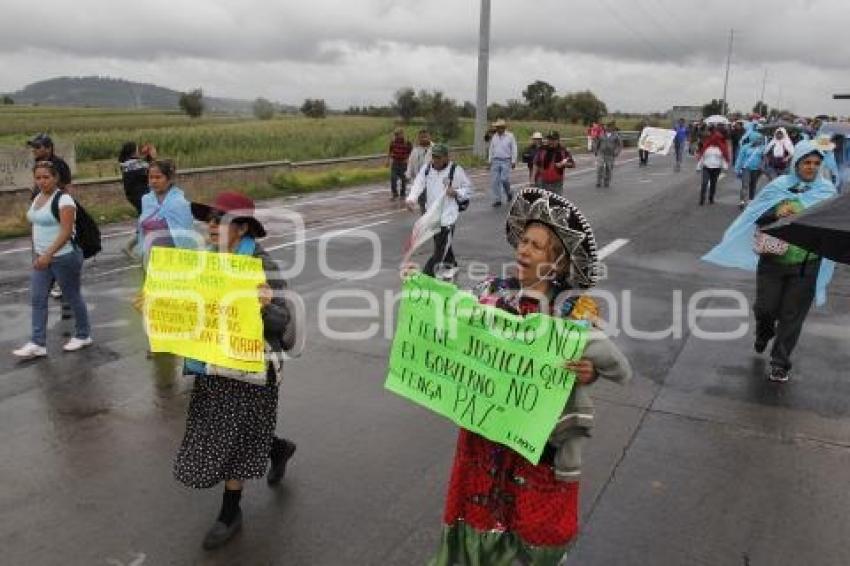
[595,0,669,61]
[631,0,694,58]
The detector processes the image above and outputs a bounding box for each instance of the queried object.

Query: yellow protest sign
[142,247,267,372]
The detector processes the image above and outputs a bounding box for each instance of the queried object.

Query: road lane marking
[265,219,393,251]
[597,238,630,260]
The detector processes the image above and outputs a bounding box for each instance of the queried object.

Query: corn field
[0,106,604,179]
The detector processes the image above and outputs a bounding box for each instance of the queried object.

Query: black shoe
[506,190,514,202]
[492,201,502,207]
[754,331,774,354]
[768,366,790,383]
[202,510,242,550]
[699,200,705,206]
[267,440,296,486]
[595,182,601,188]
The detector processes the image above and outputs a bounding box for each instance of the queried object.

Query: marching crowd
[7,107,846,563]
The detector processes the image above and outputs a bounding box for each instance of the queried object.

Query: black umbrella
[763,192,850,264]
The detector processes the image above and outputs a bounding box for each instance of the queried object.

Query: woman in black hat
[173,191,298,550]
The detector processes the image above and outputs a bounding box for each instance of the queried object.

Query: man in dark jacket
[521,132,544,183]
[27,133,72,196]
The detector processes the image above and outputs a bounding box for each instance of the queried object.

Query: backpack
[51,191,102,259]
[425,163,469,211]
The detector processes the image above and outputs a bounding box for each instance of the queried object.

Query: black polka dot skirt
[174,374,279,489]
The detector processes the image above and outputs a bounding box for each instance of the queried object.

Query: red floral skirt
[434,429,579,564]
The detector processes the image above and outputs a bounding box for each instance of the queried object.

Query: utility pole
[473,0,491,158]
[720,28,734,115]
[760,69,767,104]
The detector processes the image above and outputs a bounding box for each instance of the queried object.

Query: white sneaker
[13,342,47,359]
[50,287,63,299]
[63,337,93,352]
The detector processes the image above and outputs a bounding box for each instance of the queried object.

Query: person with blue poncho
[703,140,838,383]
[734,131,766,208]
[737,118,760,149]
[136,159,197,265]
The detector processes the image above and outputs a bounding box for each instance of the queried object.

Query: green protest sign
[385,274,588,464]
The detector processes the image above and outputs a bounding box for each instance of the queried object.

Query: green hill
[3,76,283,114]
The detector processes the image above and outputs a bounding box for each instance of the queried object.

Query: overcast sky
[2,0,848,116]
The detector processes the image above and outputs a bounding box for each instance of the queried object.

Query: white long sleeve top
[406,161,473,227]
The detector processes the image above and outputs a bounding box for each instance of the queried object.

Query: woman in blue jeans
[13,161,91,359]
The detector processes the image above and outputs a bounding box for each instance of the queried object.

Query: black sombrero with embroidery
[505,187,599,288]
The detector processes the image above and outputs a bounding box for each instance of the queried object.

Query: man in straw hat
[488,118,517,207]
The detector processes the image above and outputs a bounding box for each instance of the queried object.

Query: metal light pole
[473,0,491,158]
[720,29,734,115]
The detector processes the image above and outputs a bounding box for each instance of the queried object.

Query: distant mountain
[4,76,294,114]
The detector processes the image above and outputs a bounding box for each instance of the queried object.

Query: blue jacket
[703,141,838,306]
[738,121,760,146]
[735,133,765,172]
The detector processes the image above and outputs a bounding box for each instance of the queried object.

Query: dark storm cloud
[1,0,846,68]
[0,0,847,115]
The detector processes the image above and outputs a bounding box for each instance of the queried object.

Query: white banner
[638,127,676,155]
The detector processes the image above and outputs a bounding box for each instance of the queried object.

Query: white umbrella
[704,114,730,125]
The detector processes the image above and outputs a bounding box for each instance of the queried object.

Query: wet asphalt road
[1,149,848,566]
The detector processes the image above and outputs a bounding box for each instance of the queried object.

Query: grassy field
[0,106,636,179]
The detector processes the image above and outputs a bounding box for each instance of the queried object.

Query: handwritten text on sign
[385,275,588,464]
[638,127,677,155]
[143,247,266,372]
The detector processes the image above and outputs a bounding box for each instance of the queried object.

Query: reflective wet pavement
[1,150,848,565]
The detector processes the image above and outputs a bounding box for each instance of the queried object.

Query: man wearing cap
[386,128,413,201]
[406,144,473,277]
[487,119,517,207]
[406,129,433,213]
[27,134,72,196]
[521,132,544,184]
[532,131,575,194]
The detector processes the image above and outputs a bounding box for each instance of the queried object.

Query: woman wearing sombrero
[430,188,632,565]
[173,192,298,550]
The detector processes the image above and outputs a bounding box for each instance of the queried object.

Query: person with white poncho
[405,143,473,278]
